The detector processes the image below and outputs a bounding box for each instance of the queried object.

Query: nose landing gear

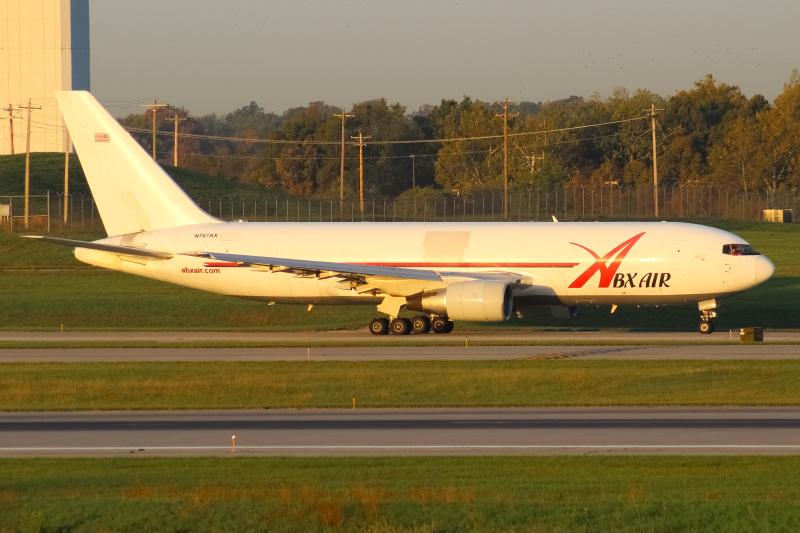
[698,299,717,335]
[698,319,714,334]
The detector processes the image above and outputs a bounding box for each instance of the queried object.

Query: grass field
[0,152,279,198]
[3,360,800,410]
[2,219,799,331]
[2,456,800,532]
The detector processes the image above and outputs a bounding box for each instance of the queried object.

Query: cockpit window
[722,243,760,256]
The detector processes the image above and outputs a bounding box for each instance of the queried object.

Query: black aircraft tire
[411,316,431,334]
[431,316,449,334]
[369,317,390,335]
[698,320,714,334]
[390,318,412,335]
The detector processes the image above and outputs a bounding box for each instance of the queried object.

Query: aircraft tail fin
[55,91,218,236]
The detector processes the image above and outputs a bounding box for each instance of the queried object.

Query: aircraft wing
[23,236,174,259]
[193,251,443,282]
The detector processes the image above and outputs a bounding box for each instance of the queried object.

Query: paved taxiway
[2,331,799,361]
[2,344,800,361]
[2,408,800,457]
[4,331,800,343]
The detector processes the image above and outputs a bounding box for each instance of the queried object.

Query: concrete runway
[2,408,800,457]
[1,331,799,361]
[4,330,800,343]
[1,345,799,362]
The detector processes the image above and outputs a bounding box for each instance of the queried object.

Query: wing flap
[191,251,443,282]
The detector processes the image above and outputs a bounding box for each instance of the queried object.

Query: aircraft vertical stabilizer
[55,91,218,236]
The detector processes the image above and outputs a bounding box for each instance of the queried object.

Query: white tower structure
[0,0,90,155]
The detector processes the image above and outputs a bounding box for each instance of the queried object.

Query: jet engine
[406,281,513,322]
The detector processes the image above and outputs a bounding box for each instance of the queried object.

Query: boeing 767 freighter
[28,92,775,335]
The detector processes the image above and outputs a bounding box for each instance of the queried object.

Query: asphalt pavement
[2,408,799,457]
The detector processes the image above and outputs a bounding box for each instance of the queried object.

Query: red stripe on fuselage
[203,262,245,267]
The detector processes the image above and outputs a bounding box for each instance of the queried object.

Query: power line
[122,116,647,146]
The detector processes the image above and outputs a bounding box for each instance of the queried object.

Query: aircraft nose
[754,255,775,285]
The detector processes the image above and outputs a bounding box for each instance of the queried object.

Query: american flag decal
[94,133,110,143]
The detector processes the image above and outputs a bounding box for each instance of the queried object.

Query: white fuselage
[75,221,773,310]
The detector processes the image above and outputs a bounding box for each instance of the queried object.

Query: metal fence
[2,186,798,233]
[194,186,799,223]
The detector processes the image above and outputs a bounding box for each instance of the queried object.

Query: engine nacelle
[407,281,513,322]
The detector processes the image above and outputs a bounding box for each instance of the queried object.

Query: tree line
[118,71,800,200]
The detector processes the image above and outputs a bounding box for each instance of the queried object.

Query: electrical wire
[124,116,647,147]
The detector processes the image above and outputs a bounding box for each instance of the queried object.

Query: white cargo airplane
[29,91,775,335]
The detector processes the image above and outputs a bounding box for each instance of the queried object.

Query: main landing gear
[369,315,453,335]
[698,299,717,335]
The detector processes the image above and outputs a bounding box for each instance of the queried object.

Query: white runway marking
[4,444,800,451]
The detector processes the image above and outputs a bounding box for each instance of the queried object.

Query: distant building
[0,0,90,155]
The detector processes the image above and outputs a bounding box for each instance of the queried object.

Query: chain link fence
[191,186,800,223]
[2,186,797,233]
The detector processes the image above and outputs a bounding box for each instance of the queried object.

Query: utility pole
[333,108,354,219]
[649,104,663,218]
[351,132,371,214]
[22,99,42,229]
[166,115,187,167]
[528,152,544,173]
[410,154,415,189]
[5,105,14,154]
[495,97,518,221]
[64,132,70,225]
[141,99,167,161]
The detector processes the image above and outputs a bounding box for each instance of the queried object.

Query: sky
[90,0,800,117]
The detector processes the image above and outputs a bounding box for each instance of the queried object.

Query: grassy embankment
[3,457,800,532]
[2,360,800,410]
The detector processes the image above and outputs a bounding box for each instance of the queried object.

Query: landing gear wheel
[431,316,453,334]
[390,318,412,335]
[369,317,389,335]
[411,316,431,334]
[699,320,714,334]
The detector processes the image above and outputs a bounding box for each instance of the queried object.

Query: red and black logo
[568,232,671,289]
[568,233,645,289]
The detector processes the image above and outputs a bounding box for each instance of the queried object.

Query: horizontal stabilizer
[25,236,174,259]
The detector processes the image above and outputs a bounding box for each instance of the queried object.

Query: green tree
[433,98,504,194]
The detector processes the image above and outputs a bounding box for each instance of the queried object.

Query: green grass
[3,360,800,410]
[2,456,800,532]
[0,152,281,198]
[1,266,795,332]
